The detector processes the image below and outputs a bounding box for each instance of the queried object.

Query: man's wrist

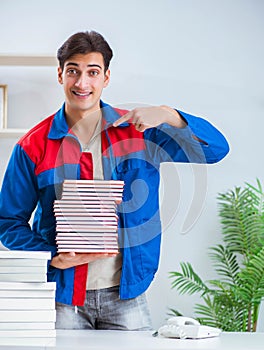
[160,105,187,128]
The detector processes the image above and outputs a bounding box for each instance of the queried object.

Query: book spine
[0,282,56,290]
[0,310,56,322]
[0,290,55,298]
[0,266,47,273]
[0,274,47,283]
[0,251,51,260]
[0,322,55,330]
[0,298,55,310]
[0,259,47,267]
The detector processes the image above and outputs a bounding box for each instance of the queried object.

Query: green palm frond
[209,245,240,283]
[239,246,264,304]
[168,179,264,332]
[246,179,264,245]
[194,295,221,328]
[167,308,183,317]
[207,280,242,306]
[195,294,248,331]
[246,178,264,199]
[169,262,210,295]
[218,185,263,258]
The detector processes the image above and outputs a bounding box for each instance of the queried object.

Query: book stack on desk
[0,250,56,338]
[54,179,124,253]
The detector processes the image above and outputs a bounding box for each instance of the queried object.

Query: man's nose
[75,73,90,88]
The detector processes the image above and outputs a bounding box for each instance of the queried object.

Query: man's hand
[50,252,118,269]
[113,105,187,132]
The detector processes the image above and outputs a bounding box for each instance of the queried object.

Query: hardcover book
[0,251,51,260]
[55,179,124,253]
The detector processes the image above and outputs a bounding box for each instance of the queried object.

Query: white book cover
[0,251,51,260]
[61,195,122,202]
[54,211,118,217]
[57,239,117,245]
[55,212,117,218]
[0,298,55,310]
[56,237,117,242]
[56,244,117,249]
[57,242,118,247]
[0,282,56,291]
[53,198,117,204]
[56,221,118,226]
[57,216,117,225]
[54,199,117,204]
[0,322,55,330]
[57,224,117,235]
[57,246,118,251]
[0,289,55,298]
[0,310,56,322]
[0,258,48,267]
[54,199,117,205]
[56,225,117,232]
[57,248,118,253]
[54,205,116,211]
[0,329,56,338]
[55,209,118,217]
[61,188,122,194]
[58,248,119,253]
[62,191,123,198]
[56,232,118,238]
[62,186,124,192]
[61,191,123,198]
[61,187,123,192]
[54,202,116,209]
[54,204,116,212]
[63,179,124,186]
[0,266,47,274]
[63,179,124,187]
[0,273,47,283]
[57,199,120,206]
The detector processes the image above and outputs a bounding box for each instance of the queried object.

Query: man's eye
[89,70,99,76]
[67,69,78,75]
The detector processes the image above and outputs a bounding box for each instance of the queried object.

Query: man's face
[58,52,110,116]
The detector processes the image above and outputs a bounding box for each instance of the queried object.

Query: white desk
[0,330,263,349]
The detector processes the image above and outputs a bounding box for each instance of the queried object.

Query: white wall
[0,0,264,330]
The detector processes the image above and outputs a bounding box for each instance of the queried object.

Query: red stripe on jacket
[101,122,146,157]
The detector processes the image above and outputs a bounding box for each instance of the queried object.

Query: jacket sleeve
[0,144,57,256]
[144,109,229,164]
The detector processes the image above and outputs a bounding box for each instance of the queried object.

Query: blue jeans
[55,286,153,330]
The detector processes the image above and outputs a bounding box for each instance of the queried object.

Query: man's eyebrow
[65,62,102,69]
[87,64,102,69]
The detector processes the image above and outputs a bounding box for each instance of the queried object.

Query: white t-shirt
[81,118,122,290]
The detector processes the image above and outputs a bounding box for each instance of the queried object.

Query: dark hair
[57,31,113,72]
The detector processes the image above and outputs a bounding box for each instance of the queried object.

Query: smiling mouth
[72,91,92,97]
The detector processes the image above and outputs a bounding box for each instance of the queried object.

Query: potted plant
[169,179,264,332]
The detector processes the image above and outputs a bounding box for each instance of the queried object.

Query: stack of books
[0,250,56,342]
[54,179,124,253]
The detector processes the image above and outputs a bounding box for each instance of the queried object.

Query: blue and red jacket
[0,101,229,305]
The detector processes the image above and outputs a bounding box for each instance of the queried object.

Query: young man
[0,31,229,330]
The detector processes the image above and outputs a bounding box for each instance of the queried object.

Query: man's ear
[58,67,63,84]
[104,69,110,88]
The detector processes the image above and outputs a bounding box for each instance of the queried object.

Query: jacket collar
[48,100,129,140]
[100,100,129,128]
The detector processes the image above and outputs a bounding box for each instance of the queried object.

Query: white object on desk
[158,316,222,339]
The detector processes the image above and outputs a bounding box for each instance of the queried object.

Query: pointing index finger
[113,111,132,127]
